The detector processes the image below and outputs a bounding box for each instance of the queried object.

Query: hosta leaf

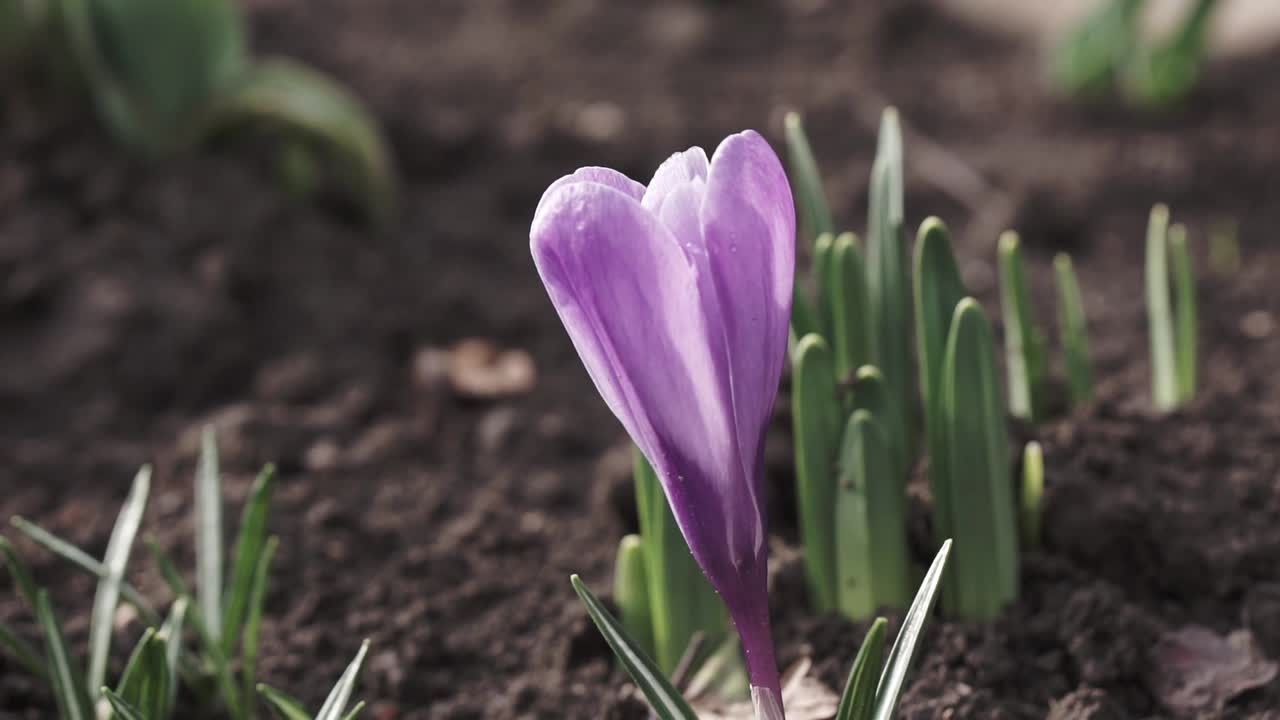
[211,57,397,226]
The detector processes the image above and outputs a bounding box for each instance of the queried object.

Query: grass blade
[942,300,1018,620]
[1146,204,1178,411]
[998,232,1043,422]
[872,540,952,720]
[835,618,887,720]
[158,597,189,714]
[316,639,370,720]
[614,534,654,658]
[223,464,277,657]
[1053,253,1093,406]
[1169,223,1198,403]
[89,465,151,697]
[10,517,161,627]
[114,627,157,709]
[37,590,92,720]
[791,335,842,611]
[0,535,39,611]
[571,575,698,720]
[257,683,312,720]
[784,111,834,246]
[196,426,224,643]
[102,688,146,720]
[832,232,870,383]
[0,621,46,680]
[836,411,909,618]
[241,536,280,720]
[341,700,367,720]
[634,450,727,674]
[1021,442,1045,548]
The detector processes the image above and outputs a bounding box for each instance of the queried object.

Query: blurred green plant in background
[0,0,396,225]
[1051,0,1220,109]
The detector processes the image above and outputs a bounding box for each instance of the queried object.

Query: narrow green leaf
[315,639,370,720]
[139,630,171,720]
[792,285,819,342]
[941,300,1018,620]
[911,217,966,610]
[1049,0,1143,97]
[158,597,189,714]
[571,575,698,720]
[834,617,887,720]
[1146,204,1178,411]
[1208,219,1240,275]
[832,232,870,383]
[872,540,952,720]
[10,518,162,627]
[784,112,834,246]
[256,684,312,720]
[791,334,842,611]
[865,107,912,468]
[1,534,40,612]
[1169,224,1198,403]
[341,701,366,720]
[814,231,837,338]
[89,465,152,698]
[849,366,905,480]
[114,627,157,710]
[998,232,1043,422]
[241,536,280,720]
[1123,0,1218,108]
[196,426,224,643]
[223,464,277,657]
[614,534,654,658]
[1053,253,1093,406]
[211,58,397,226]
[836,411,909,619]
[634,450,726,673]
[0,620,46,681]
[102,688,147,720]
[1021,442,1045,548]
[37,590,92,720]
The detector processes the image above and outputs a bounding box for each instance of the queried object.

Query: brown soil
[3,1,1280,718]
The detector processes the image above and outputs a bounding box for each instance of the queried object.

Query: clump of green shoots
[785,111,909,621]
[0,429,371,719]
[0,0,396,224]
[1051,0,1221,109]
[1146,204,1198,411]
[576,541,952,720]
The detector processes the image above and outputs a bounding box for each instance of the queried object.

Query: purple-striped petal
[535,166,646,222]
[699,130,796,500]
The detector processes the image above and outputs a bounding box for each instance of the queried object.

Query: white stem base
[750,685,786,720]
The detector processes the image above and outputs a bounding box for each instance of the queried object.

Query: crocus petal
[642,146,709,214]
[699,130,796,505]
[534,166,645,222]
[531,181,739,540]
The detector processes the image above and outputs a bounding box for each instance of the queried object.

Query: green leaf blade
[1146,204,1179,411]
[1053,253,1093,406]
[223,464,277,657]
[37,591,92,720]
[784,111,834,246]
[196,426,224,643]
[871,540,952,720]
[89,465,152,698]
[315,639,370,720]
[570,575,698,720]
[835,617,887,720]
[791,334,842,611]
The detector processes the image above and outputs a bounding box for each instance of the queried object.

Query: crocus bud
[531,130,795,719]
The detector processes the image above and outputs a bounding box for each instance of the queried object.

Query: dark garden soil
[3,1,1280,718]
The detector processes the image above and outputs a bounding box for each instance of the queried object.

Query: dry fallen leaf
[1149,625,1278,717]
[691,659,839,720]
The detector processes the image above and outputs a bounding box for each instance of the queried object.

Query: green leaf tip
[570,574,699,720]
[1054,253,1094,406]
[998,230,1045,422]
[784,111,833,246]
[1021,441,1045,548]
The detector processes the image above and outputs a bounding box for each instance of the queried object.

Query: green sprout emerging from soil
[0,430,370,720]
[0,0,396,225]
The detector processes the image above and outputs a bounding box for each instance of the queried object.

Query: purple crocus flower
[531,130,795,718]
